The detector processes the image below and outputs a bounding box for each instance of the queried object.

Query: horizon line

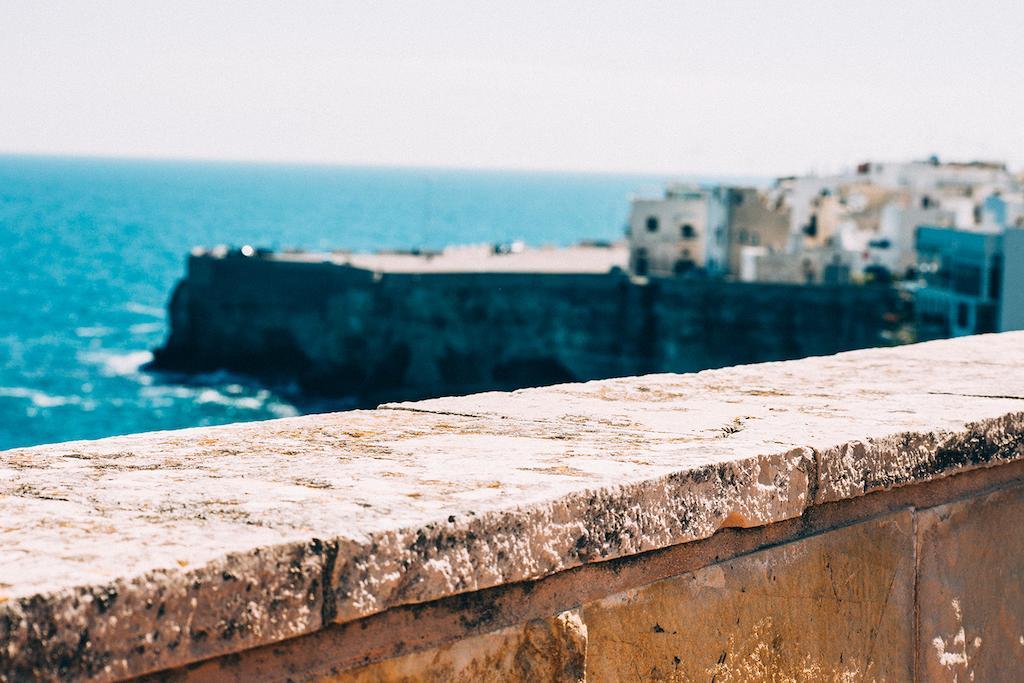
[5,149,1013,184]
[0,149,777,184]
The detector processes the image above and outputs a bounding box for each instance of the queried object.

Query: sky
[1,0,1022,177]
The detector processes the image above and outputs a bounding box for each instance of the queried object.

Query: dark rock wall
[152,255,902,405]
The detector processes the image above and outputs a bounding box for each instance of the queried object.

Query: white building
[876,202,955,277]
[627,184,729,278]
[780,158,1020,283]
[859,159,1013,192]
[982,193,1024,231]
[628,158,1022,290]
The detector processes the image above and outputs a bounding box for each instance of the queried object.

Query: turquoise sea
[0,155,685,449]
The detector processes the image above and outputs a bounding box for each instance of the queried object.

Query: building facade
[627,184,730,278]
[628,159,1023,298]
[1000,228,1024,332]
[726,187,790,277]
[627,184,790,280]
[915,227,1003,338]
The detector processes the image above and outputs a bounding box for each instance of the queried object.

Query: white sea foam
[75,326,114,338]
[78,350,153,377]
[139,385,198,400]
[267,402,300,418]
[196,388,271,411]
[0,387,78,408]
[138,376,299,417]
[129,322,163,335]
[124,302,165,318]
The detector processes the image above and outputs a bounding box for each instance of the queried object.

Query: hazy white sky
[2,0,1022,176]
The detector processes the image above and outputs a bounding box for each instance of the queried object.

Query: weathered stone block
[320,609,587,682]
[0,541,324,682]
[582,511,915,682]
[815,412,1024,505]
[917,484,1024,681]
[4,334,1024,679]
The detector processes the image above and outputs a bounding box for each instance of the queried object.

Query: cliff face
[151,253,904,404]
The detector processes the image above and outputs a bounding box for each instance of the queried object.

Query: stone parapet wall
[3,333,1024,681]
[147,467,1024,682]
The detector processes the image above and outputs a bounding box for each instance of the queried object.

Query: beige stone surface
[263,242,628,274]
[0,408,811,681]
[316,609,586,683]
[2,333,1024,679]
[917,484,1024,681]
[0,540,324,682]
[392,334,1024,504]
[332,242,628,274]
[582,511,915,682]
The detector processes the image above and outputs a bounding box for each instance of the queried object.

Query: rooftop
[203,242,628,275]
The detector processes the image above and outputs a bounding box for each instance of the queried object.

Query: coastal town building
[914,227,1003,338]
[626,183,730,278]
[914,224,1024,338]
[742,247,853,285]
[628,158,1023,296]
[726,186,790,278]
[876,201,955,276]
[981,192,1024,231]
[1000,228,1024,332]
[626,184,787,280]
[778,159,1019,283]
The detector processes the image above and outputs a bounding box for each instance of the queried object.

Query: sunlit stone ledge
[2,333,1024,681]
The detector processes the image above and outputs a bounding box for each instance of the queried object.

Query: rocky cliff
[151,252,904,404]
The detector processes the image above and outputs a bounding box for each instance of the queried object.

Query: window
[952,264,982,296]
[750,231,760,246]
[681,224,696,239]
[803,214,818,237]
[646,216,659,233]
[738,228,749,244]
[989,256,1003,300]
[957,302,970,329]
[673,259,695,275]
[976,304,997,333]
[633,248,648,276]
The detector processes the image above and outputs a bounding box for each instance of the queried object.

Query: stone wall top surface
[2,333,1024,680]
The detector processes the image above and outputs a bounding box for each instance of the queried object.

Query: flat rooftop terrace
[201,241,628,274]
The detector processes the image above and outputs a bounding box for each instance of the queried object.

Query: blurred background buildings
[626,157,1024,337]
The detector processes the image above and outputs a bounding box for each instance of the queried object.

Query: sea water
[0,155,686,448]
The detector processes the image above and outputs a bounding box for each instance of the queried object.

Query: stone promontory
[150,248,901,404]
[3,333,1024,681]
